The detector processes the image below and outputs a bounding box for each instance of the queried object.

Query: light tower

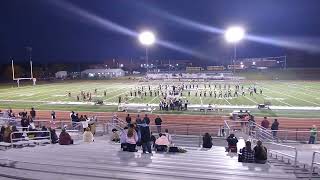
[224,26,245,73]
[138,31,155,72]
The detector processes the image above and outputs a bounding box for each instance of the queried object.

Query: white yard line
[261,94,293,107]
[262,86,320,106]
[243,95,259,104]
[223,97,231,105]
[147,96,159,104]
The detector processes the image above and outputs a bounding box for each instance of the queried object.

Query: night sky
[1,0,320,65]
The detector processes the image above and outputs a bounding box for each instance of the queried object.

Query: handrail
[310,151,320,179]
[10,130,51,148]
[266,142,298,173]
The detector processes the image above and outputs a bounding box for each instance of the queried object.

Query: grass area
[0,79,320,118]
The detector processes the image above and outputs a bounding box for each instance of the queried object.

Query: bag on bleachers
[169,146,179,152]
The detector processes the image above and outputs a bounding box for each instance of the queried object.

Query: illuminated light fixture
[139,31,155,46]
[225,26,245,43]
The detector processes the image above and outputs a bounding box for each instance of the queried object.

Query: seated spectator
[11,126,22,142]
[202,133,213,148]
[39,126,49,137]
[59,128,74,145]
[3,126,12,143]
[120,127,128,150]
[226,134,238,152]
[239,141,254,163]
[164,129,172,144]
[49,127,59,144]
[0,126,5,142]
[155,133,170,151]
[21,117,29,131]
[126,124,138,152]
[83,127,94,143]
[253,141,267,164]
[111,128,120,142]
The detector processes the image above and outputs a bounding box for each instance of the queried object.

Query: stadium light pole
[139,31,155,72]
[224,26,245,74]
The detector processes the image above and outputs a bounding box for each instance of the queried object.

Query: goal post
[11,59,36,87]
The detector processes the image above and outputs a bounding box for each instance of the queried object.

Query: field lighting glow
[225,26,245,43]
[139,31,156,46]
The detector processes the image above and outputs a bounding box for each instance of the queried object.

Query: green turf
[0,79,320,118]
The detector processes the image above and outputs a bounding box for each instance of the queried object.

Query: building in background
[55,71,68,79]
[81,68,125,79]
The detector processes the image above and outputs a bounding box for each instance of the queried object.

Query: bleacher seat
[0,136,300,180]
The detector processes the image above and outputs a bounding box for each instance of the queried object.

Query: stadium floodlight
[225,26,245,43]
[139,31,156,72]
[224,26,245,73]
[139,31,155,46]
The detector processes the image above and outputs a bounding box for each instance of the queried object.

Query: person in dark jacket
[11,126,22,142]
[143,114,150,125]
[21,117,29,131]
[30,107,36,120]
[271,119,279,138]
[154,115,162,133]
[226,134,238,152]
[49,128,58,144]
[125,114,132,126]
[253,140,268,164]
[140,123,152,153]
[202,133,213,148]
[59,128,73,145]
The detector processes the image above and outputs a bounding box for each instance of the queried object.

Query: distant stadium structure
[55,71,68,79]
[81,68,125,79]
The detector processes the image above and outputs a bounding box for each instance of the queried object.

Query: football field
[0,79,319,118]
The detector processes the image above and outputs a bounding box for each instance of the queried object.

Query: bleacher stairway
[0,136,305,180]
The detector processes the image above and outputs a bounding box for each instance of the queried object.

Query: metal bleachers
[0,136,302,180]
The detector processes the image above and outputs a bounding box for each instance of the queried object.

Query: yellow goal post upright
[11,59,36,87]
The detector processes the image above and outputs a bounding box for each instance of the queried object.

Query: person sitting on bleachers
[239,141,254,163]
[49,127,59,144]
[0,126,5,142]
[226,134,238,152]
[202,133,213,148]
[83,127,94,143]
[3,126,12,143]
[126,124,138,152]
[59,128,74,145]
[253,140,267,164]
[120,127,128,150]
[21,117,29,131]
[155,133,170,151]
[11,126,22,142]
[110,128,120,142]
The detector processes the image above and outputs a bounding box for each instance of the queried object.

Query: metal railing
[10,130,51,148]
[267,142,298,173]
[310,151,320,179]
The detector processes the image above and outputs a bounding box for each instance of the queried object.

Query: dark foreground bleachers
[0,136,300,180]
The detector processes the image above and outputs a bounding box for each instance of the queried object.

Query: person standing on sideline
[154,115,162,133]
[261,117,270,129]
[125,114,132,126]
[309,125,317,144]
[271,119,279,138]
[50,110,56,129]
[30,107,36,120]
[143,114,150,125]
